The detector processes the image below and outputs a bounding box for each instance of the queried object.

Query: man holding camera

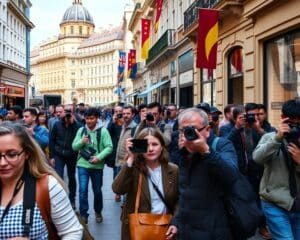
[253,99,300,239]
[220,103,271,239]
[135,102,172,145]
[49,106,81,208]
[72,108,113,224]
[166,108,239,239]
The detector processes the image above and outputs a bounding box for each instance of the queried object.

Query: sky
[30,0,132,47]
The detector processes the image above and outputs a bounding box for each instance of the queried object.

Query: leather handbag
[128,173,172,240]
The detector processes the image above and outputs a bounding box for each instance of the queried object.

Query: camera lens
[146,112,154,121]
[183,126,198,141]
[117,113,123,119]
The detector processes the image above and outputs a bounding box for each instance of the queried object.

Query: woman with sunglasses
[0,123,82,239]
[112,127,179,240]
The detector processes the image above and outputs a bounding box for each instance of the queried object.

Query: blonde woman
[0,123,82,239]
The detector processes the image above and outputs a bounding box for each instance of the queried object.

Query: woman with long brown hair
[112,127,179,240]
[0,123,82,239]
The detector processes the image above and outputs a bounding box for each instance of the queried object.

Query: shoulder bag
[128,173,172,240]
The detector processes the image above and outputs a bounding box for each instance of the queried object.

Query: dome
[61,1,94,25]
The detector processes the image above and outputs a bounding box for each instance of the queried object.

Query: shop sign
[271,102,283,110]
[4,85,25,97]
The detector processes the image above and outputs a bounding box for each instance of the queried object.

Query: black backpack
[81,127,113,167]
[212,137,264,239]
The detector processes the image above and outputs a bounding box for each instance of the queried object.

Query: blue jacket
[171,135,239,239]
[33,125,49,150]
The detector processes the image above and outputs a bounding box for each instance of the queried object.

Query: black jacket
[107,121,123,164]
[49,119,81,158]
[171,136,239,240]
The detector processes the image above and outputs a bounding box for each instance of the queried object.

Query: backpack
[211,137,264,239]
[35,175,94,240]
[81,127,113,167]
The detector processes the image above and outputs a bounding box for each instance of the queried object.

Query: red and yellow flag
[196,9,219,69]
[154,0,163,33]
[127,50,132,78]
[141,19,151,59]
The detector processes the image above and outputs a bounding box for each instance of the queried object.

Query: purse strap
[149,178,173,213]
[134,173,143,213]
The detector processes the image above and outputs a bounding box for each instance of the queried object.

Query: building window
[71,26,74,34]
[201,69,216,106]
[265,29,300,124]
[79,26,82,34]
[71,80,75,88]
[228,47,244,104]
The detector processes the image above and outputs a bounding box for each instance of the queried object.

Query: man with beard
[23,107,49,150]
[49,106,81,209]
[115,105,137,169]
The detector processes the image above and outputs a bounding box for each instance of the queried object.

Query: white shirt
[147,166,166,214]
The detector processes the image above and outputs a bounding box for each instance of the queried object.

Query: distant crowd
[0,98,299,240]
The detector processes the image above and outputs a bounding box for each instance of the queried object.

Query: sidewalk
[82,167,122,239]
[76,167,262,240]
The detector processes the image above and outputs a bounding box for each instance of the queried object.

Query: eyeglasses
[0,149,25,162]
[178,125,207,133]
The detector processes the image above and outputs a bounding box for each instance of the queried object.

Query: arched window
[228,47,244,104]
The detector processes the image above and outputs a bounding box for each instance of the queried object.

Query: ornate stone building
[0,0,34,108]
[30,0,133,105]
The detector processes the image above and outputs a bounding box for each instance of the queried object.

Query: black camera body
[285,122,300,147]
[245,113,256,124]
[65,109,72,119]
[146,112,155,121]
[117,113,123,119]
[80,147,96,161]
[183,126,198,141]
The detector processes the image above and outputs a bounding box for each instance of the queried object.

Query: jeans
[54,155,77,203]
[78,167,103,218]
[113,166,121,179]
[261,200,300,240]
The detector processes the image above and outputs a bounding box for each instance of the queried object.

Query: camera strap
[22,170,36,237]
[281,139,297,198]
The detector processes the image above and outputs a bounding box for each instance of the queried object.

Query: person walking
[112,127,179,240]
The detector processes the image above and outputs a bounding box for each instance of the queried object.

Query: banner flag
[196,8,219,69]
[127,50,132,79]
[129,49,137,79]
[154,0,163,33]
[141,19,151,59]
[118,51,126,83]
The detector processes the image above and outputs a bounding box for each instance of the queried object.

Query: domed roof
[61,1,94,25]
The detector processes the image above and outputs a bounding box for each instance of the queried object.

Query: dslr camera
[65,109,72,119]
[117,113,123,119]
[146,112,155,121]
[80,147,96,161]
[244,113,256,124]
[183,126,198,141]
[285,122,300,147]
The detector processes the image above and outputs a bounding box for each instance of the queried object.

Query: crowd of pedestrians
[0,98,299,239]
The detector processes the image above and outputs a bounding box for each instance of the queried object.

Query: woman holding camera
[0,123,82,239]
[112,127,179,240]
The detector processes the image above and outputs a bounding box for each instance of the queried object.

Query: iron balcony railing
[146,29,175,65]
[184,0,220,31]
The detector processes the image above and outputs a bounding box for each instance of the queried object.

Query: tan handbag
[128,173,172,240]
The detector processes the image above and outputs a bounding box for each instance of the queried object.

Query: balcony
[184,0,220,32]
[146,29,175,66]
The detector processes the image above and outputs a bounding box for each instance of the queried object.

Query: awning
[137,80,170,98]
[125,90,139,99]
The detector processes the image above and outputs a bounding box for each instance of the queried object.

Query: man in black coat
[49,107,81,208]
[166,108,239,240]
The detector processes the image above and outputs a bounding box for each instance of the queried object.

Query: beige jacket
[115,120,137,167]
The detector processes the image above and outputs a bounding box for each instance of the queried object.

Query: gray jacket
[253,132,300,210]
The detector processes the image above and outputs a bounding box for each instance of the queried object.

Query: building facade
[129,0,299,125]
[183,0,300,126]
[0,0,34,108]
[30,0,133,106]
